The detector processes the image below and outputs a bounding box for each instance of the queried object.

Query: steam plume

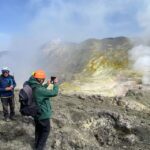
[129,45,150,84]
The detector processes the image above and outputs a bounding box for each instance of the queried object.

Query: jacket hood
[27,76,41,88]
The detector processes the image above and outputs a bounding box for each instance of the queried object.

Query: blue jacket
[0,75,16,97]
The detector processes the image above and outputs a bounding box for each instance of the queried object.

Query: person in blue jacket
[0,67,16,121]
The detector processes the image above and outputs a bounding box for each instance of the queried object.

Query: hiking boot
[5,118,10,122]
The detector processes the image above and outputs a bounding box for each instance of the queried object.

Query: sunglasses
[2,71,9,74]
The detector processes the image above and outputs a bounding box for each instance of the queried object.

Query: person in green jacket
[28,70,59,150]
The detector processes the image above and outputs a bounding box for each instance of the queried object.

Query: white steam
[129,45,150,84]
[1,0,150,87]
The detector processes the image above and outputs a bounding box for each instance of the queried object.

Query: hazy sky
[0,0,150,49]
[0,0,150,85]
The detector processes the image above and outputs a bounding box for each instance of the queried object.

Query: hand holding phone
[50,76,56,84]
[47,79,51,85]
[50,76,58,84]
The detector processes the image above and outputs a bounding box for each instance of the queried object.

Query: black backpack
[19,82,41,117]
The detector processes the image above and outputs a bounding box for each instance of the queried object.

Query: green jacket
[28,77,59,120]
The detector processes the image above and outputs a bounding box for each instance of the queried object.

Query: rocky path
[0,88,149,150]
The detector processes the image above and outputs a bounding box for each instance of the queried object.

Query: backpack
[19,82,41,117]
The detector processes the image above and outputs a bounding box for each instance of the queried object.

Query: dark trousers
[1,96,15,119]
[34,119,50,150]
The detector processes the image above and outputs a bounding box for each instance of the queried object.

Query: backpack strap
[31,87,37,103]
[23,85,33,105]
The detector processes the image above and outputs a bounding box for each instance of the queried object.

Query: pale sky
[0,0,150,51]
[0,0,150,85]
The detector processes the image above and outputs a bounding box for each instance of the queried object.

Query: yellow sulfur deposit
[61,49,140,97]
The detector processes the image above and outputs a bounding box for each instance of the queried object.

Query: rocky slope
[0,37,149,150]
[0,86,149,150]
[38,37,132,81]
[39,36,139,97]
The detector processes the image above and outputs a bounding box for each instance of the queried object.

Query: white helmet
[2,67,10,71]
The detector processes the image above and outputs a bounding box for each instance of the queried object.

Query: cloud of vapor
[27,0,143,41]
[128,0,150,85]
[129,45,150,84]
[1,0,150,87]
[0,37,38,87]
